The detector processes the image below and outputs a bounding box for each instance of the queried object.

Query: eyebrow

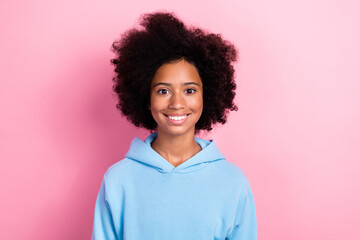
[152,82,201,88]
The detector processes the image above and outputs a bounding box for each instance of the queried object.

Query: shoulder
[105,158,132,175]
[213,160,251,190]
[102,158,137,186]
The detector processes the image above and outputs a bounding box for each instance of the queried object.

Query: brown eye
[157,89,169,94]
[185,88,196,94]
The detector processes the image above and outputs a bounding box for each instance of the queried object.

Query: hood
[125,132,226,173]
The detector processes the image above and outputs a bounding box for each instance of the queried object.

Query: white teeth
[168,115,187,120]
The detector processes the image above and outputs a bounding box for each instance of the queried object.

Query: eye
[185,88,196,94]
[157,89,169,95]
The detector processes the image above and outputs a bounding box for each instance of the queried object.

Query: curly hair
[111,11,238,134]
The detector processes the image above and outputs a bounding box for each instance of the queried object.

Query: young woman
[91,11,257,240]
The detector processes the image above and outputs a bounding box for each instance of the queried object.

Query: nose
[168,91,186,110]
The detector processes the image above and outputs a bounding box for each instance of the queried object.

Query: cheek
[150,95,165,113]
[189,95,203,112]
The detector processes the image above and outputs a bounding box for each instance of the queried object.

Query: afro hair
[111,11,238,134]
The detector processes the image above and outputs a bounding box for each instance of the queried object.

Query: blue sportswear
[92,132,257,239]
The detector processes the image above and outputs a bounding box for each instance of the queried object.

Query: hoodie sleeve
[91,176,119,240]
[227,179,257,240]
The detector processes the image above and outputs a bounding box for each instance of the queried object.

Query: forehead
[151,59,202,85]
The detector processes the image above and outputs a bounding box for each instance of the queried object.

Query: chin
[159,126,196,137]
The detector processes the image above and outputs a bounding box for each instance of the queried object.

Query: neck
[150,129,201,167]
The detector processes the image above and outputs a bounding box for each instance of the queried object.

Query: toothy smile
[163,114,190,121]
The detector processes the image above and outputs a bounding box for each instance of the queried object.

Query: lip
[163,113,190,125]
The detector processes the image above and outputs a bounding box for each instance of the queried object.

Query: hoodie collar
[125,132,226,173]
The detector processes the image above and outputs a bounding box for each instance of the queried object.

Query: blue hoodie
[91,132,257,240]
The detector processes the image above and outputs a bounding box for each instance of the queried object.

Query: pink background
[1,0,359,239]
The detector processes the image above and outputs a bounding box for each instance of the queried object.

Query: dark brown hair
[111,11,238,134]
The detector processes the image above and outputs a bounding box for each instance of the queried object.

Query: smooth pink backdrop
[1,0,359,239]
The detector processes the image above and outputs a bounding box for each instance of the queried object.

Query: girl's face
[149,59,203,137]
